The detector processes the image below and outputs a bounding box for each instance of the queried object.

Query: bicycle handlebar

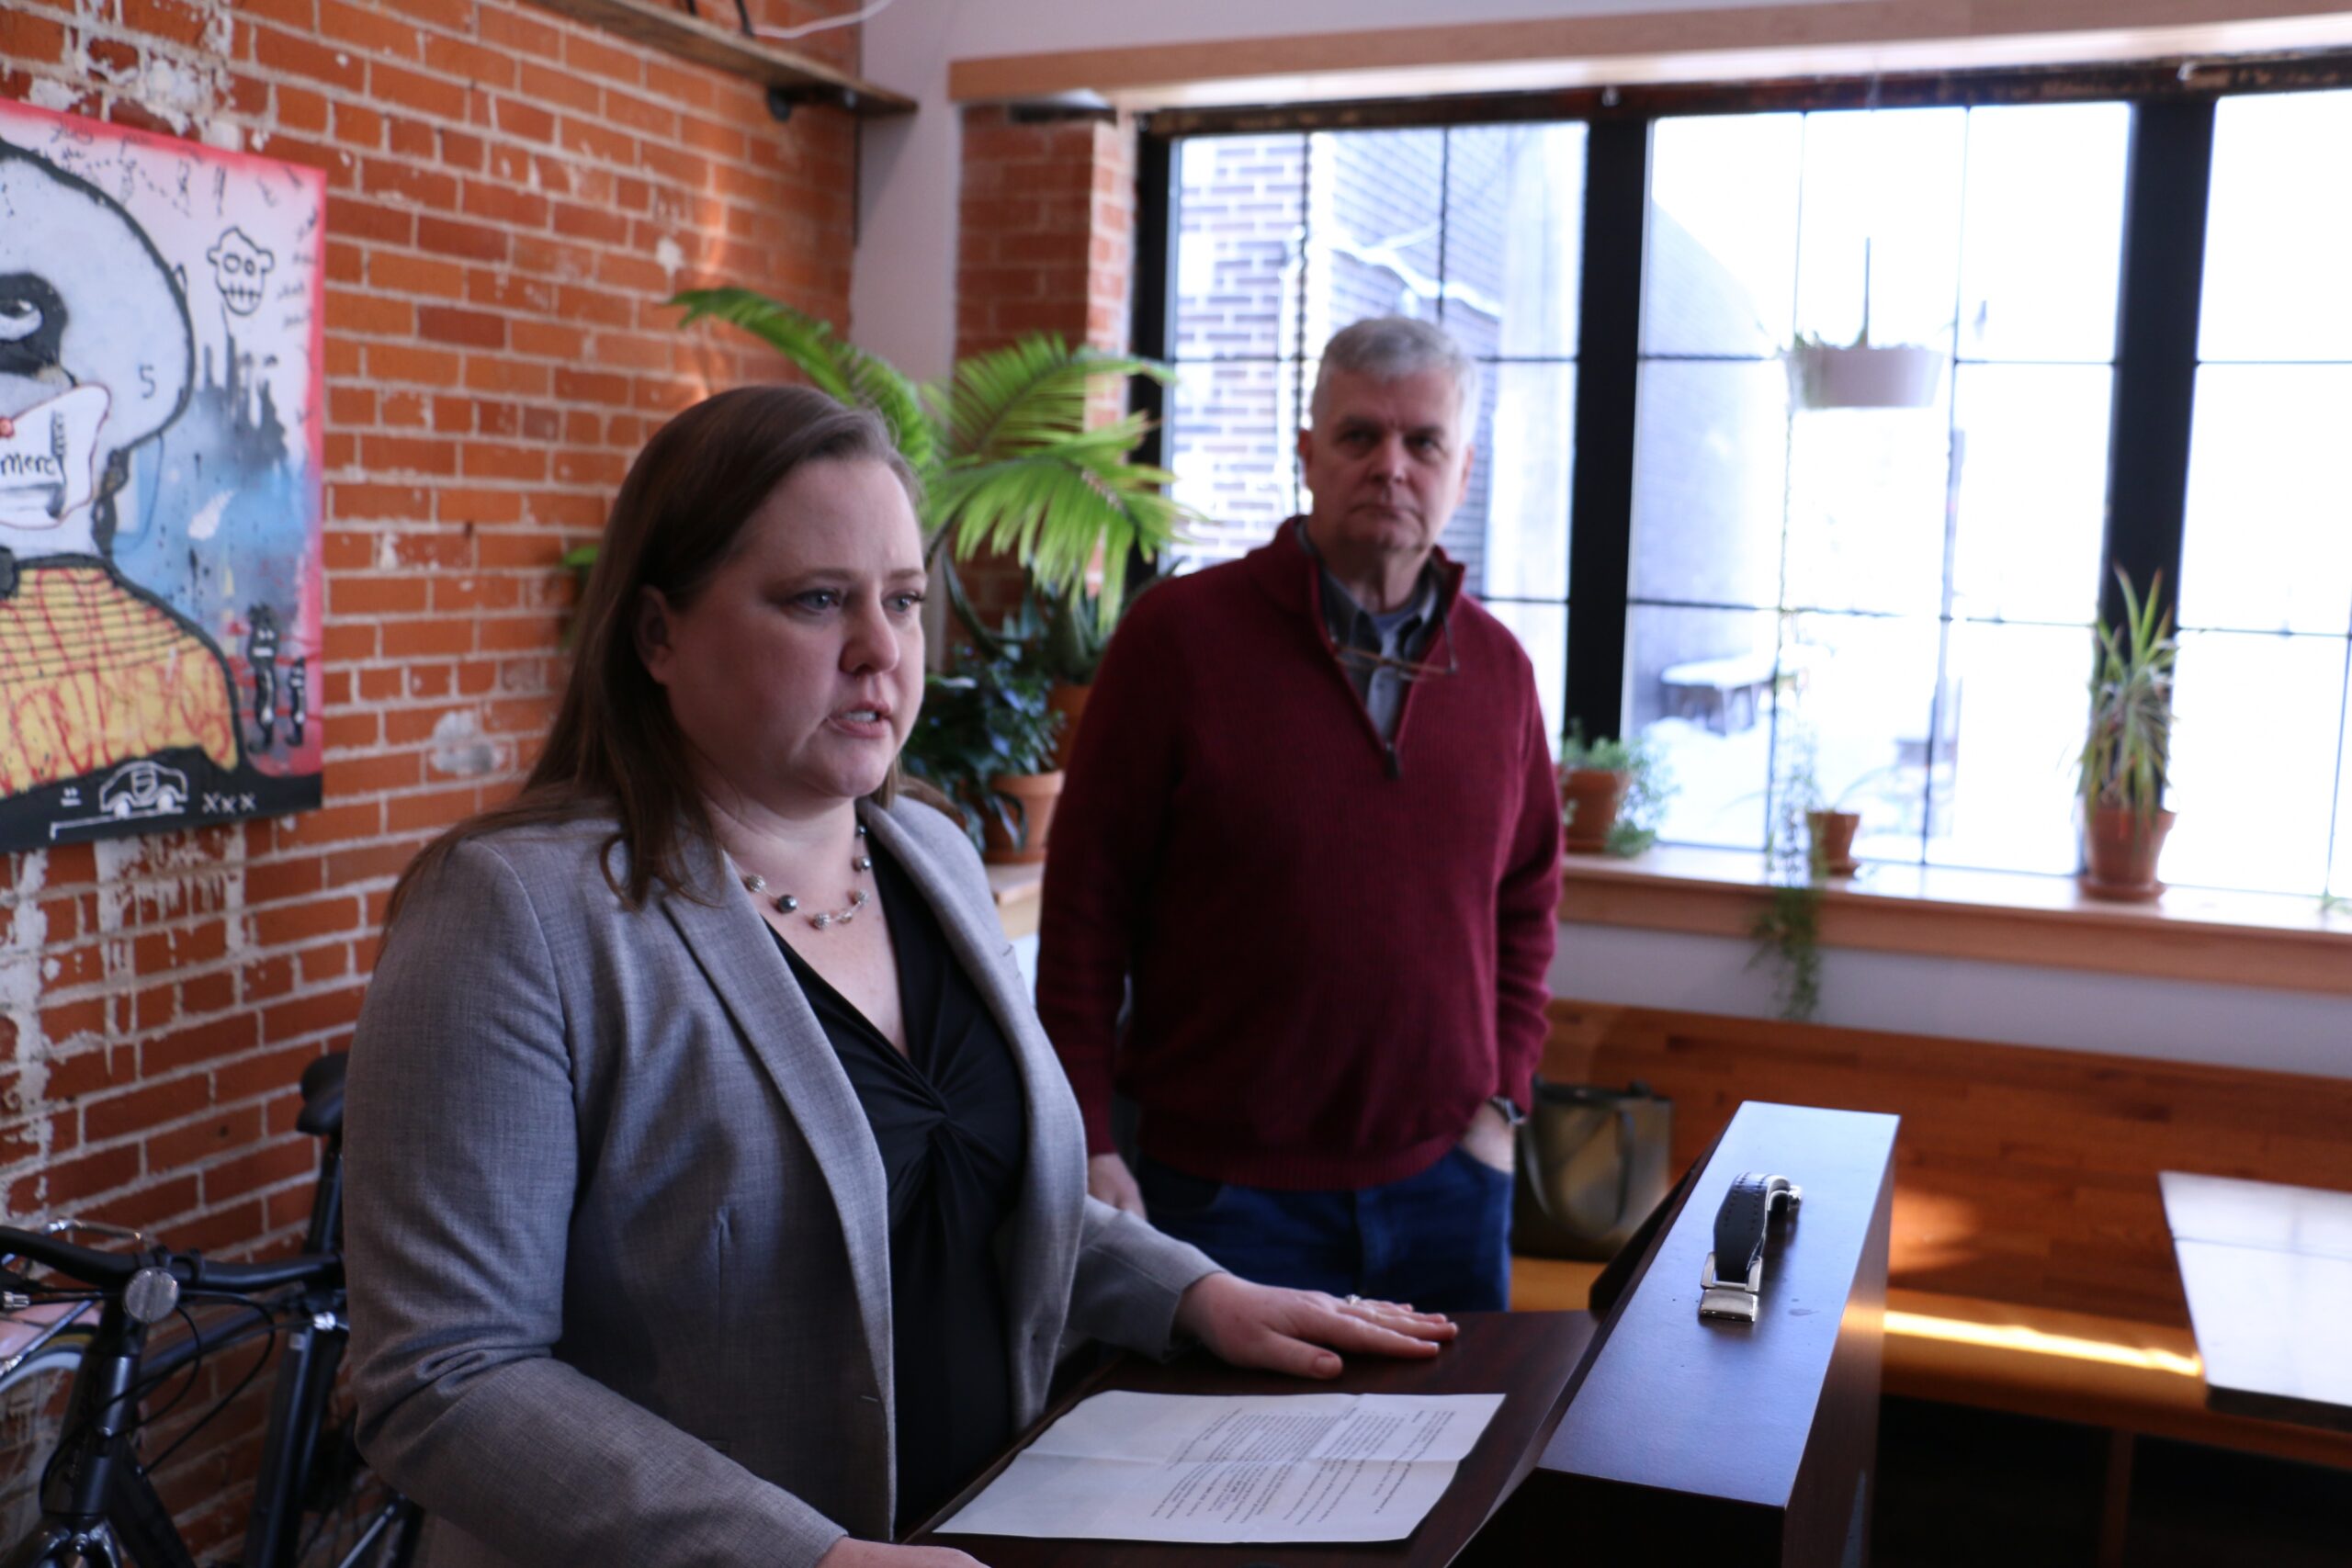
[0,1226,338,1295]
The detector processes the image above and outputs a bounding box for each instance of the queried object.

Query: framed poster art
[0,98,325,852]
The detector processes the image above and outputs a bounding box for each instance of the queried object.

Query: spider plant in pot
[2075,568,2178,899]
[899,642,1067,863]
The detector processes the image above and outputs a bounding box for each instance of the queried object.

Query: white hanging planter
[1788,341,1945,411]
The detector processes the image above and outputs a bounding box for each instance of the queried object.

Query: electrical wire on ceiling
[753,0,898,43]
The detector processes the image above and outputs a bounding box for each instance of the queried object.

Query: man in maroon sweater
[1036,317,1562,1313]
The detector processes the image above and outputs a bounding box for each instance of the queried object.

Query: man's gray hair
[1309,316,1479,429]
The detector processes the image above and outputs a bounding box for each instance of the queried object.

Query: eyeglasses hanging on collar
[1329,637,1459,684]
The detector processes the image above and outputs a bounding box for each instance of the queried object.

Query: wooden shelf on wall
[529,0,915,117]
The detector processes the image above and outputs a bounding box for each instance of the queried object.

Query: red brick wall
[953,104,1138,625]
[956,105,1136,359]
[0,0,860,1548]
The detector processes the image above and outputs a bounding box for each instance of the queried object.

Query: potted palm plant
[663,288,1198,780]
[2075,569,2177,900]
[670,288,1193,646]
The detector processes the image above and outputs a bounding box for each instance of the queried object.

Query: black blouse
[771,841,1028,1535]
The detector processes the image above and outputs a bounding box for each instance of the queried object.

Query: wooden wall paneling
[1546,1001,2352,1327]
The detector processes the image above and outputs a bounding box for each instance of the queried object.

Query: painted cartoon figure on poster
[0,100,324,851]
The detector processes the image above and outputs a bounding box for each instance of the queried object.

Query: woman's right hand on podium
[817,1540,986,1567]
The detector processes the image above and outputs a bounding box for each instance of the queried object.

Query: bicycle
[0,1054,420,1567]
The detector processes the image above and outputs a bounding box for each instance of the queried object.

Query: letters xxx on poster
[0,99,326,853]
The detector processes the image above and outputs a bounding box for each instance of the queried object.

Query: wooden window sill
[989,861,1046,942]
[1558,845,2352,997]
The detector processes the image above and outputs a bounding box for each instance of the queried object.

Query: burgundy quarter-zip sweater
[1035,520,1562,1190]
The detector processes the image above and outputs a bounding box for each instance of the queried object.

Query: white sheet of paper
[934,1390,1506,1544]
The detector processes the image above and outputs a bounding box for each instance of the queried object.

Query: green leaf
[671,296,1202,649]
[2077,566,2177,818]
[669,287,936,477]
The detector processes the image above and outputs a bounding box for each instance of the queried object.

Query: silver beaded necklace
[740,823,874,932]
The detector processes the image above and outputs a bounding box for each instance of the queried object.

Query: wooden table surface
[2160,1170,2352,1434]
[907,1310,1598,1567]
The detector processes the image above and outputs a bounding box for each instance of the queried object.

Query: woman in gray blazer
[343,386,1456,1568]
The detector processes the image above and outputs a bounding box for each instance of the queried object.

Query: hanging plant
[1749,739,1828,1021]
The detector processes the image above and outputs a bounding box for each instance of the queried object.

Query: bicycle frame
[1,1065,372,1568]
[238,1291,347,1568]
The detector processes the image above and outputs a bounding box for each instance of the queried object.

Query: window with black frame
[1162,122,1587,741]
[1630,103,2131,875]
[2169,89,2352,897]
[1149,76,2352,902]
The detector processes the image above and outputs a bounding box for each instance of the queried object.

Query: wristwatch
[1699,1171,1803,1323]
[1486,1095,1525,1126]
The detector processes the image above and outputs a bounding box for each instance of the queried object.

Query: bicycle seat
[297,1053,346,1138]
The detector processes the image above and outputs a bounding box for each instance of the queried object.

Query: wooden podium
[1470,1100,1899,1567]
[912,1100,1896,1567]
[909,1310,1598,1566]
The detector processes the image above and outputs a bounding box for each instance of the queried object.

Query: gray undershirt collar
[1296,524,1441,743]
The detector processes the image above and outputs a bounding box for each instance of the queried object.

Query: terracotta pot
[1806,810,1860,876]
[2081,805,2174,899]
[981,770,1065,865]
[1791,343,1945,410]
[1559,768,1629,855]
[1046,682,1091,773]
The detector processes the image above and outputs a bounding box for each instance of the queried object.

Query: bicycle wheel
[0,1328,95,1549]
[287,1411,419,1568]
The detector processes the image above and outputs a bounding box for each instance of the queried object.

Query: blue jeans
[1136,1147,1513,1313]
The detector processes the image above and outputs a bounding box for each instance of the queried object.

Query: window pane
[1645,114,1804,357]
[1168,359,1297,569]
[1444,123,1586,359]
[1793,107,1966,354]
[1481,364,1576,600]
[1304,129,1447,346]
[1439,354,1502,587]
[1958,103,2131,363]
[1772,613,1943,866]
[1782,379,1956,618]
[2200,91,2352,363]
[2165,630,2344,895]
[1485,600,1566,755]
[1630,360,1787,607]
[1928,621,2089,874]
[2179,365,2352,636]
[1173,134,1306,360]
[2334,675,2352,900]
[1950,365,2112,626]
[1628,604,1781,850]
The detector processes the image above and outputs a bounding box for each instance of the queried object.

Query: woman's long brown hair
[387,384,918,920]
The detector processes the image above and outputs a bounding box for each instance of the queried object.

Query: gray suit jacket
[345,798,1220,1568]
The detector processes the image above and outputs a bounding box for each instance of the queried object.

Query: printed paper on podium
[934,1390,1505,1544]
